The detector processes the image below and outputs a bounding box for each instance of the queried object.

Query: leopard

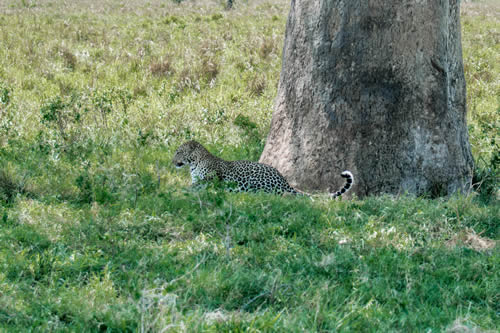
[172,140,353,198]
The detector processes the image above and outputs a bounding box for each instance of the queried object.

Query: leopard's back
[223,160,297,193]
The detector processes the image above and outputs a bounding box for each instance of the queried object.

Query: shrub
[149,58,175,77]
[473,150,499,203]
[248,74,267,96]
[61,47,77,70]
[258,37,276,59]
[0,169,21,203]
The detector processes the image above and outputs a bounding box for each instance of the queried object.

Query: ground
[0,0,498,331]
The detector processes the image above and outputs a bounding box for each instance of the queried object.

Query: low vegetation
[0,0,498,331]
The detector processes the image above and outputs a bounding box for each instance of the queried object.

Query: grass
[0,0,498,331]
[462,0,500,202]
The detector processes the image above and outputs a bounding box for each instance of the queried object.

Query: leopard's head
[172,140,206,168]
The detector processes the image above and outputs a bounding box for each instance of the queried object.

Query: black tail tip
[341,171,353,179]
[330,171,354,199]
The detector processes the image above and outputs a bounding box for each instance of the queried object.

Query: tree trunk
[260,0,474,197]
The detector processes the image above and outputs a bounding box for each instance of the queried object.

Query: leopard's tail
[330,171,354,198]
[291,171,354,199]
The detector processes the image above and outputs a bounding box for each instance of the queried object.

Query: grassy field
[0,0,498,331]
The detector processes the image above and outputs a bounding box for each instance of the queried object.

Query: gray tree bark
[260,0,474,197]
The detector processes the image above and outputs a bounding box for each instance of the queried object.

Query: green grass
[461,0,500,202]
[0,0,498,331]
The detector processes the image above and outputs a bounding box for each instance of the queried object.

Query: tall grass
[0,0,498,331]
[462,0,500,202]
